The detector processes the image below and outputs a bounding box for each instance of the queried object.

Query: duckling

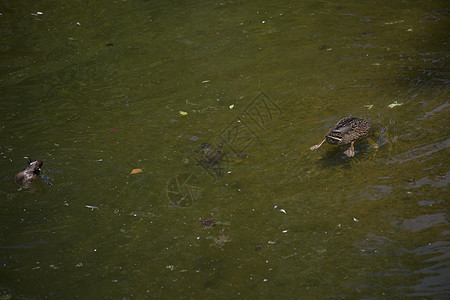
[197,141,228,177]
[310,117,371,157]
[199,143,225,169]
[13,159,43,184]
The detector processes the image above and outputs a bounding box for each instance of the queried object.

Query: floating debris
[213,235,231,248]
[169,201,180,207]
[235,151,248,158]
[388,101,403,108]
[199,219,216,227]
[384,20,404,25]
[319,45,332,51]
[85,205,99,210]
[130,169,143,174]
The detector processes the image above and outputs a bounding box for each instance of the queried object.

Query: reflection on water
[0,0,449,298]
[400,213,449,232]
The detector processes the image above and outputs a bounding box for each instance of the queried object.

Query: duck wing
[331,123,352,134]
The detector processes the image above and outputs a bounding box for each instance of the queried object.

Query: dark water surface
[1,0,449,298]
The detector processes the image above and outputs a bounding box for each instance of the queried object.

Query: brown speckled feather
[325,117,371,145]
[13,160,43,184]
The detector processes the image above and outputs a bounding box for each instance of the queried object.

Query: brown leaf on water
[130,169,143,174]
[199,219,216,227]
[213,235,231,248]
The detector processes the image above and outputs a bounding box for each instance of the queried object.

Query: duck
[197,141,228,177]
[198,143,225,168]
[13,159,43,184]
[310,117,371,157]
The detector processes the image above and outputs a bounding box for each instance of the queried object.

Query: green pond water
[1,0,449,298]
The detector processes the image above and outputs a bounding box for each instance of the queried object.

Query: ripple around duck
[398,213,449,232]
[387,138,450,164]
[353,233,395,255]
[403,239,450,297]
[359,185,393,201]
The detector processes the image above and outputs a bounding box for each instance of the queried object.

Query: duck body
[14,160,43,184]
[310,117,371,157]
[325,117,371,145]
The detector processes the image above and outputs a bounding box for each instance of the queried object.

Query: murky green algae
[1,0,449,298]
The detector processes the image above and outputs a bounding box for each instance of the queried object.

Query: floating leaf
[179,111,188,116]
[388,101,403,108]
[130,169,143,174]
[199,219,216,227]
[384,20,404,25]
[364,104,374,109]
